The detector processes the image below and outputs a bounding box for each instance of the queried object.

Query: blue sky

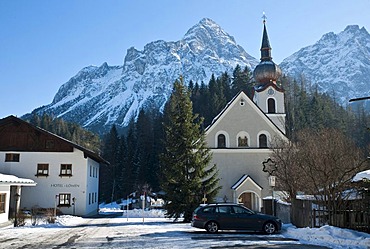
[1,0,370,118]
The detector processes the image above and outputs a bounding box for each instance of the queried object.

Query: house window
[5,153,20,162]
[36,164,49,176]
[259,134,268,148]
[267,98,276,113]
[58,193,71,206]
[0,193,6,213]
[217,134,226,148]
[60,164,72,176]
[238,136,249,147]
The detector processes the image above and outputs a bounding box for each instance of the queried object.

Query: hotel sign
[50,184,80,188]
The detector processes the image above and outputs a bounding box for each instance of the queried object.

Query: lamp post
[262,158,277,216]
[268,175,276,216]
[72,197,76,215]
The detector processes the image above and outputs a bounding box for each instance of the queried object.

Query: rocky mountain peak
[30,18,258,134]
[280,25,370,105]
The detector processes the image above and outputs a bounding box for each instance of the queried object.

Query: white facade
[254,85,286,133]
[0,173,35,225]
[205,91,287,212]
[0,149,99,217]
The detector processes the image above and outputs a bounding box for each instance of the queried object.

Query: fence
[291,199,370,233]
[313,209,370,233]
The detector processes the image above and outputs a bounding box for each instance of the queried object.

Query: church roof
[253,81,284,93]
[231,174,263,190]
[205,91,287,137]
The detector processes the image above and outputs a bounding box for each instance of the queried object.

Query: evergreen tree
[231,65,253,96]
[160,77,220,222]
[135,109,154,187]
[100,125,120,202]
[124,117,137,195]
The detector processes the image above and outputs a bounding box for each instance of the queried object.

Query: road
[0,215,330,249]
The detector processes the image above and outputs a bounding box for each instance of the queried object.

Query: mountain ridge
[28,19,370,134]
[29,18,258,134]
[279,24,370,105]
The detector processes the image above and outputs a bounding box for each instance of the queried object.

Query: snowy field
[0,202,369,249]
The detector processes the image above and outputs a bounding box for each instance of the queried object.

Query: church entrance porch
[238,191,261,211]
[231,174,263,212]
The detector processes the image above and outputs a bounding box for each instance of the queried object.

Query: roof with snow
[0,173,36,186]
[352,169,370,182]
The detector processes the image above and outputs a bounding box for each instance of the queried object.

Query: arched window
[217,134,226,148]
[268,98,276,113]
[238,136,249,147]
[259,134,268,148]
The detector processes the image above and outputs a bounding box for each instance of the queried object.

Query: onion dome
[253,18,282,84]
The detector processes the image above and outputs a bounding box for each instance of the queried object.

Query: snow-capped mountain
[30,20,370,134]
[31,18,258,134]
[280,25,370,105]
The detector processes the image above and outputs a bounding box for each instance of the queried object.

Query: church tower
[253,16,286,133]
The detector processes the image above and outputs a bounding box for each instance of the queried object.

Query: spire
[253,13,282,84]
[260,13,272,61]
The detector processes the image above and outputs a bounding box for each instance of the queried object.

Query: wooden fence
[291,199,370,233]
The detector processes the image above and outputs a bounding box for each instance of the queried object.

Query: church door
[239,192,252,209]
[238,192,260,211]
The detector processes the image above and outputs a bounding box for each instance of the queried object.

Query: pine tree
[160,77,220,222]
[100,125,120,202]
[231,65,253,96]
[135,109,154,187]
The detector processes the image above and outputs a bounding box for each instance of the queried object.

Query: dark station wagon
[191,203,282,234]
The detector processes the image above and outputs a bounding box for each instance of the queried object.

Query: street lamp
[262,158,277,216]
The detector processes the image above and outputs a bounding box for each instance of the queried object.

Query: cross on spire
[262,12,267,24]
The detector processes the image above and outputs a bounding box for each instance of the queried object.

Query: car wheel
[205,221,219,233]
[263,221,276,234]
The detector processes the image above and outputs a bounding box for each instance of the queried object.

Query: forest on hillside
[26,65,370,203]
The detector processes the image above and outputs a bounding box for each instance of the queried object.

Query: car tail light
[193,214,202,220]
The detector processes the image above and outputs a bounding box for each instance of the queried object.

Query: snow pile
[99,201,166,218]
[283,224,370,249]
[55,215,85,227]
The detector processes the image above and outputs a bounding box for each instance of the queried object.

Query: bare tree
[272,128,368,213]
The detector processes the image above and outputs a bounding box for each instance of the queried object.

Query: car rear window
[216,206,233,214]
[202,206,216,213]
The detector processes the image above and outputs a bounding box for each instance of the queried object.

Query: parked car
[191,203,282,234]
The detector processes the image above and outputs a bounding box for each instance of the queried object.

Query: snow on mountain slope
[280,25,370,105]
[30,18,258,134]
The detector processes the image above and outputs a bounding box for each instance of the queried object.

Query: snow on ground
[0,203,369,249]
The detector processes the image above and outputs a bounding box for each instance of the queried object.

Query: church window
[259,134,268,148]
[240,99,245,106]
[238,136,249,147]
[267,98,276,113]
[217,134,226,148]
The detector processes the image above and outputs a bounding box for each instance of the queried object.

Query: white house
[0,173,36,225]
[205,20,288,212]
[0,116,108,217]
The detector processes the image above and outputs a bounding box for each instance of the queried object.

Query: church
[205,19,288,211]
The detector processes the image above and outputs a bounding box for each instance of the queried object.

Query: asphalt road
[0,216,330,249]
